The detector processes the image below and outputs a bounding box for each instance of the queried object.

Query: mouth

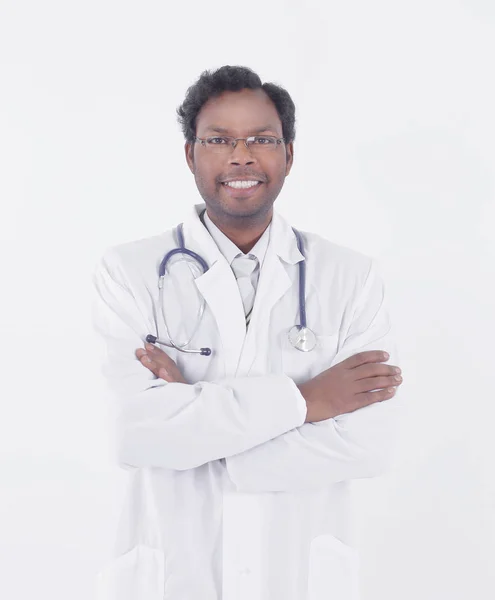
[221,181,264,197]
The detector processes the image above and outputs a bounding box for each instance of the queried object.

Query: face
[185,88,294,224]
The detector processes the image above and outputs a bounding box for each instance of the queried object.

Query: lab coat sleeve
[91,248,307,471]
[225,257,406,492]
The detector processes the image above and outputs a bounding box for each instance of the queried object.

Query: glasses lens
[248,136,278,150]
[204,136,279,153]
[205,137,233,153]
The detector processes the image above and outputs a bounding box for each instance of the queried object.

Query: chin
[224,199,270,217]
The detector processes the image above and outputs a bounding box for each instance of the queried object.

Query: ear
[185,141,195,174]
[285,141,294,176]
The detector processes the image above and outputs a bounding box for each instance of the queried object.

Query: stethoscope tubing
[146,211,312,356]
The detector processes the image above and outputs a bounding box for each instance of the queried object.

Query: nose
[228,140,256,165]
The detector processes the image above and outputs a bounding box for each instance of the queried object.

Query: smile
[221,181,263,196]
[223,180,260,189]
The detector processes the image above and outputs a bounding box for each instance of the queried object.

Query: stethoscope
[145,209,317,355]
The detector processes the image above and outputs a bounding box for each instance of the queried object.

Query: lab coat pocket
[281,333,339,385]
[307,534,360,600]
[95,544,165,600]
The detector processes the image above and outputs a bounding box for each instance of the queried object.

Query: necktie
[231,253,258,327]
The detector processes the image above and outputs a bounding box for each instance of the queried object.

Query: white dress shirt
[203,209,271,327]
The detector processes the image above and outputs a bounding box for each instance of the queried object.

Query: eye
[207,137,228,144]
[253,136,275,145]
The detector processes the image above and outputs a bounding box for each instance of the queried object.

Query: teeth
[224,180,260,189]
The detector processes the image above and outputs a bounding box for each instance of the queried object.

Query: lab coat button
[238,567,252,576]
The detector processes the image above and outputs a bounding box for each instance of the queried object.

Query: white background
[1,0,494,598]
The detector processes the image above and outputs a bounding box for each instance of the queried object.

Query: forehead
[196,88,282,135]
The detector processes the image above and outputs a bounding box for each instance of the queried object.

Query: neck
[205,208,272,254]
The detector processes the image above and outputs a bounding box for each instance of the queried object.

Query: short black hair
[176,65,296,147]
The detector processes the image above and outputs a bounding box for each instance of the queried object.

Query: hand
[298,351,403,422]
[135,342,187,384]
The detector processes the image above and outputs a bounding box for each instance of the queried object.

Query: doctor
[92,65,404,600]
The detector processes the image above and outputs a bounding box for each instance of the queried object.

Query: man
[92,65,404,600]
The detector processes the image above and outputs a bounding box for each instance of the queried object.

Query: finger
[145,343,174,364]
[346,350,389,370]
[139,353,152,365]
[159,368,172,381]
[355,386,397,407]
[137,346,181,381]
[355,374,403,394]
[138,353,158,374]
[353,362,402,380]
[145,342,170,359]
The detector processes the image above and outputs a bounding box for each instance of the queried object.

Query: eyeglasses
[194,135,285,154]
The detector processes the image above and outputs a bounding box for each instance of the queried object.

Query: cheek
[268,159,287,181]
[195,165,219,188]
[194,169,211,189]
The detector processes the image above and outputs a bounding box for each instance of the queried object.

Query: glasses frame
[194,135,286,152]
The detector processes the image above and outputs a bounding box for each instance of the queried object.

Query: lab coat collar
[181,203,305,269]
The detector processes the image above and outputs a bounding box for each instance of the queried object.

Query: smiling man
[184,86,293,254]
[92,65,404,600]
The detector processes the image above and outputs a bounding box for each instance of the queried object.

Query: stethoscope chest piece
[288,325,317,352]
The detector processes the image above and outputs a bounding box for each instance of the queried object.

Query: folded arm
[91,249,307,471]
[225,258,406,492]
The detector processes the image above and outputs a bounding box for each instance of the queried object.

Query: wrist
[297,382,316,423]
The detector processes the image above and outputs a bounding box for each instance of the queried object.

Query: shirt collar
[202,209,271,267]
[181,203,305,269]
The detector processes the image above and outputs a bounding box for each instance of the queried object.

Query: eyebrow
[204,125,277,134]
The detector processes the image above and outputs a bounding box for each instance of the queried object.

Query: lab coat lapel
[180,204,304,377]
[194,261,247,375]
[236,210,305,376]
[182,204,247,375]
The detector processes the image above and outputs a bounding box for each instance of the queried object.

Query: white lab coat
[91,202,403,600]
